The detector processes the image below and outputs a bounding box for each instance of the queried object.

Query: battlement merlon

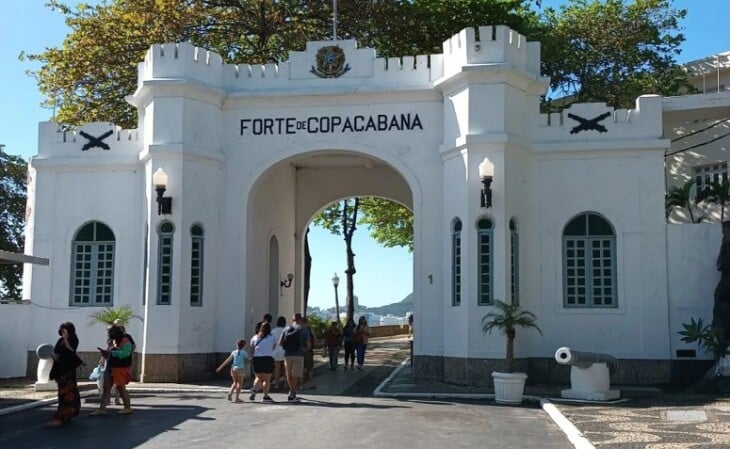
[441,26,542,79]
[137,42,225,92]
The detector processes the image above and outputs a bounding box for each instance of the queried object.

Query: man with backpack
[280,313,310,402]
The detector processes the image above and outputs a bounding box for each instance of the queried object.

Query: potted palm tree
[482,299,542,404]
[88,305,142,327]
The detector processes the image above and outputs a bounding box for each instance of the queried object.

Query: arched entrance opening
[303,195,414,321]
[245,150,416,338]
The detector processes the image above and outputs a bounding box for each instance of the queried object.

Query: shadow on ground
[0,401,213,449]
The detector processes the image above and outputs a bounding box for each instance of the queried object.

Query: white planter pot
[492,371,528,404]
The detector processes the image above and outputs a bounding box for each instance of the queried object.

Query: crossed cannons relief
[79,130,113,151]
[568,112,611,134]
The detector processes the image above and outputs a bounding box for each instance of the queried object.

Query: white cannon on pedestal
[554,347,620,401]
[35,343,56,391]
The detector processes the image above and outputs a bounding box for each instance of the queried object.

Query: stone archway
[245,150,415,337]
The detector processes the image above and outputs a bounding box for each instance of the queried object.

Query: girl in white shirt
[248,322,277,402]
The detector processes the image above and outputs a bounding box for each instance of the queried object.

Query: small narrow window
[190,224,204,306]
[510,219,519,305]
[452,219,462,306]
[157,222,175,305]
[477,218,493,306]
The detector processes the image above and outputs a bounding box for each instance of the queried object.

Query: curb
[0,386,231,417]
[374,358,498,400]
[541,399,596,449]
[373,358,594,449]
[0,390,97,417]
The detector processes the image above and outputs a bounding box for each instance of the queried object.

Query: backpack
[281,327,302,352]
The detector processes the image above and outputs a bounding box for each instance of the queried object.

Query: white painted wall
[0,304,30,378]
[11,26,721,381]
[667,223,721,360]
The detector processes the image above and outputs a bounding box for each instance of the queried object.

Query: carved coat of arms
[310,45,350,78]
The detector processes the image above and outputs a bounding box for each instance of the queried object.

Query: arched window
[190,224,204,306]
[452,219,462,306]
[510,219,519,305]
[563,212,617,308]
[477,218,493,306]
[157,222,175,305]
[70,221,115,306]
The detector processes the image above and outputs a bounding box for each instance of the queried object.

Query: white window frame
[157,222,175,305]
[510,219,519,305]
[694,162,728,192]
[562,213,617,309]
[69,221,115,306]
[190,224,204,307]
[477,218,493,306]
[452,219,462,306]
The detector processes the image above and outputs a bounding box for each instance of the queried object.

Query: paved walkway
[378,353,730,449]
[2,336,729,448]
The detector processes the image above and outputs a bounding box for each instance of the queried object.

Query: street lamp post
[332,273,340,322]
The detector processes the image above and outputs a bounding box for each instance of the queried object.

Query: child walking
[216,339,248,402]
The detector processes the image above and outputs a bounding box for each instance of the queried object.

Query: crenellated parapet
[221,39,440,91]
[36,122,141,159]
[134,25,544,96]
[440,25,541,80]
[533,95,664,147]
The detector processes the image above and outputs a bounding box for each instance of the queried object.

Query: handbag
[89,365,102,381]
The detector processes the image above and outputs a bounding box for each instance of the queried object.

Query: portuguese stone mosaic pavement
[556,396,730,448]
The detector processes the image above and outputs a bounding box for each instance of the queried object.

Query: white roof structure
[0,249,48,265]
[683,51,730,76]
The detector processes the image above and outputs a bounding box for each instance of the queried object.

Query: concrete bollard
[35,343,56,392]
[554,347,620,401]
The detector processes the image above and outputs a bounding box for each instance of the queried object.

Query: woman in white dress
[270,316,287,390]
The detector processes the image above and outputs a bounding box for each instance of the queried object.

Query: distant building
[665,51,730,223]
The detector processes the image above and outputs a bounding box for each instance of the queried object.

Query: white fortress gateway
[8,26,724,384]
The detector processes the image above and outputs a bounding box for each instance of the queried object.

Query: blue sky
[0,1,727,309]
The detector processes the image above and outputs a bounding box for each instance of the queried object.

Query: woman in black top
[45,322,82,427]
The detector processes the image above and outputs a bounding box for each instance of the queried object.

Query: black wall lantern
[280,272,294,288]
[153,168,172,215]
[479,158,494,208]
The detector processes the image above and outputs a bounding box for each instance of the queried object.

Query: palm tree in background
[666,179,704,223]
[697,179,730,222]
[88,305,142,327]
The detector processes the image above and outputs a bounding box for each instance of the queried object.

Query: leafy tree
[313,198,360,320]
[541,0,692,109]
[358,198,413,252]
[24,0,543,128]
[0,147,27,301]
[303,227,312,316]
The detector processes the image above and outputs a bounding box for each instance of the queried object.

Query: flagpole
[333,0,338,40]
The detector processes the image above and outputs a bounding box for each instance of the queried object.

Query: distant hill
[309,293,413,318]
[359,293,412,317]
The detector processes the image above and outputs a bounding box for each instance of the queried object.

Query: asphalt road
[0,392,572,449]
